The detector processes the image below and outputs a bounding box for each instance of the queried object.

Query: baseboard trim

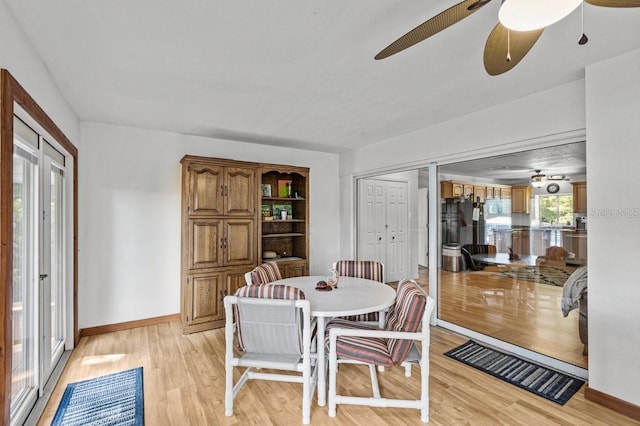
[79,313,180,337]
[585,385,640,421]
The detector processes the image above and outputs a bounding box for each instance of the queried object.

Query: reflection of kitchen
[441,180,587,266]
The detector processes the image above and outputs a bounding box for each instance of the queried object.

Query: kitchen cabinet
[563,231,587,265]
[473,186,486,202]
[486,187,494,199]
[441,181,463,198]
[463,184,474,199]
[500,187,511,199]
[572,182,587,213]
[512,229,530,255]
[511,186,531,213]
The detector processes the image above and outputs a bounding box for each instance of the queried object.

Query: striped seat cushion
[234,284,306,352]
[252,261,283,285]
[335,260,384,322]
[325,319,394,366]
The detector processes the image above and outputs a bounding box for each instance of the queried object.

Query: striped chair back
[384,279,427,364]
[334,260,384,282]
[234,284,306,353]
[334,260,385,322]
[250,261,283,285]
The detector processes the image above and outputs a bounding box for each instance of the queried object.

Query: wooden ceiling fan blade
[483,23,543,76]
[375,0,493,60]
[585,0,640,7]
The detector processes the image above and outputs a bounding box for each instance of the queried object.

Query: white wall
[0,1,78,142]
[79,122,339,328]
[586,48,640,406]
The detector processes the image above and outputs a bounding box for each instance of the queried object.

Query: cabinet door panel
[225,167,256,216]
[225,219,255,265]
[225,267,251,296]
[189,273,224,324]
[189,163,223,216]
[283,262,307,278]
[189,219,223,269]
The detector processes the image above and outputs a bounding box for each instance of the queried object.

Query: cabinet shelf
[260,165,309,278]
[262,233,305,238]
[262,197,306,201]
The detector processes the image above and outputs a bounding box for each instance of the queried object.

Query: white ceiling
[6,1,640,154]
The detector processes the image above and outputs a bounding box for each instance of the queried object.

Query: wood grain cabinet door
[186,272,224,325]
[188,163,224,216]
[224,219,255,266]
[225,267,251,296]
[224,167,255,216]
[283,261,307,279]
[188,219,224,269]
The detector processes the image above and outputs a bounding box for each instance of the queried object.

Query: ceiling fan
[530,169,570,188]
[375,0,640,76]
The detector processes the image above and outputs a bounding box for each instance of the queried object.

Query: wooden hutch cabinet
[180,156,258,334]
[259,164,309,278]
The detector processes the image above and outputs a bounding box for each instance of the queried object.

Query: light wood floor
[413,266,587,369]
[36,320,637,425]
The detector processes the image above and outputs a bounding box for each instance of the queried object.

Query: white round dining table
[272,275,397,406]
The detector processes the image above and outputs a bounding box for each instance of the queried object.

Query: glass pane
[11,151,37,411]
[50,168,65,354]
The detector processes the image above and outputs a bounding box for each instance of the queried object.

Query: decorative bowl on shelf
[263,251,277,259]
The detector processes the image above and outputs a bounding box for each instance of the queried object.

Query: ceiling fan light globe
[498,0,582,31]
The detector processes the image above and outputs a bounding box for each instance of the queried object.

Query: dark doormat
[444,340,584,405]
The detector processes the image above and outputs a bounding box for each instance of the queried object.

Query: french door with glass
[11,117,68,425]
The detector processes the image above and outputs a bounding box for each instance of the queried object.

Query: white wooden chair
[224,284,318,424]
[327,279,436,423]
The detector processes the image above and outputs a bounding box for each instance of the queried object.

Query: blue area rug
[444,341,584,405]
[51,367,144,426]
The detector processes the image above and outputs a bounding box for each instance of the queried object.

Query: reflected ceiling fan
[530,169,570,188]
[375,0,640,75]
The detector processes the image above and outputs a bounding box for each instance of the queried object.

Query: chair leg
[302,367,311,425]
[369,364,381,398]
[328,335,338,417]
[404,362,412,377]
[225,364,234,416]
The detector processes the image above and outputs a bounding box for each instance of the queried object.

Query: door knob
[39,274,48,281]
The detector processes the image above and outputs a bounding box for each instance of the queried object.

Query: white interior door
[357,178,409,283]
[385,181,407,282]
[357,179,377,260]
[373,181,387,264]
